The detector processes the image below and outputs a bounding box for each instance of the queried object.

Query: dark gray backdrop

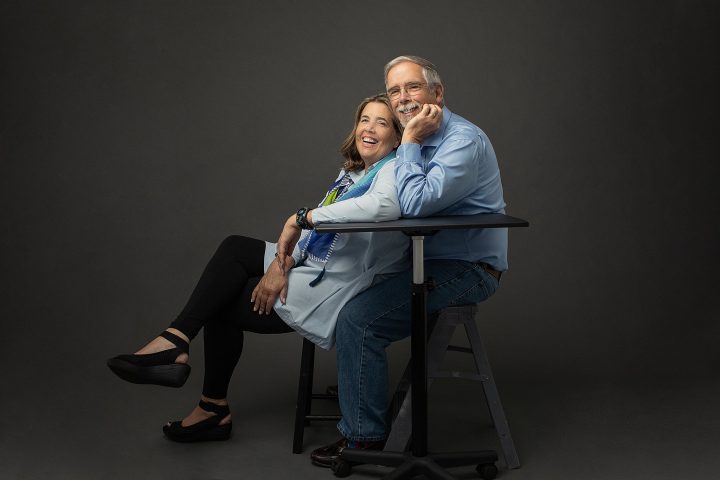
[1,1,718,478]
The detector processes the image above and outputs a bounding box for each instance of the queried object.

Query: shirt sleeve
[394,135,483,217]
[311,161,401,224]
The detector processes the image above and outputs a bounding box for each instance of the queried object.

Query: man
[308,55,508,467]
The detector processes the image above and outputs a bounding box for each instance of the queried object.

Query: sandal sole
[107,358,191,388]
[163,423,232,442]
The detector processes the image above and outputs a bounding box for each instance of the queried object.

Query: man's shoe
[310,437,384,468]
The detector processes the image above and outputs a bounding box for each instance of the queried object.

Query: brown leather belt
[478,262,502,281]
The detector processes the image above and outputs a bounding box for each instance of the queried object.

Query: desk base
[335,449,498,479]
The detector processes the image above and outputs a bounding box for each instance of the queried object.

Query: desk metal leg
[410,236,428,457]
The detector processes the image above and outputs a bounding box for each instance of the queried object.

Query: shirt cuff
[311,205,331,225]
[397,143,422,164]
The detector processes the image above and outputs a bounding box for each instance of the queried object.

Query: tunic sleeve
[311,160,400,224]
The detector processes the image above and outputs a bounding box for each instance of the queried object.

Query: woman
[108,94,410,442]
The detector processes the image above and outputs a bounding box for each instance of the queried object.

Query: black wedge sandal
[163,400,232,442]
[107,330,191,388]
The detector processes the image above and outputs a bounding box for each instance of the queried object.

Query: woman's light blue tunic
[263,160,410,349]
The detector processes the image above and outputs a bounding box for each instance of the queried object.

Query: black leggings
[169,235,293,399]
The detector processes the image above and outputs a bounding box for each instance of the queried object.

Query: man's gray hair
[384,55,443,88]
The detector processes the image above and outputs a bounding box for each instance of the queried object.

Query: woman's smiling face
[354,101,400,167]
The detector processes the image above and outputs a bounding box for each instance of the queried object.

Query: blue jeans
[335,259,500,441]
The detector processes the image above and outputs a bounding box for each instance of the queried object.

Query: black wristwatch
[295,207,313,230]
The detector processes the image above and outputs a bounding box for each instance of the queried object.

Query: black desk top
[314,213,529,235]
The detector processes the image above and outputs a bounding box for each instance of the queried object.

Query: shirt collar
[350,150,396,181]
[422,105,452,148]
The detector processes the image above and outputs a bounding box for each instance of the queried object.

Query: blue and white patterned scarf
[298,152,395,286]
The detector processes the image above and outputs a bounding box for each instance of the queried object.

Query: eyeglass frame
[386,81,432,100]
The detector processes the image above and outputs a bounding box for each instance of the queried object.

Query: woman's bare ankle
[200,395,228,406]
[175,397,231,427]
[165,328,189,344]
[201,396,231,425]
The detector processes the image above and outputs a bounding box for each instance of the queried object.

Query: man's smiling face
[386,61,444,126]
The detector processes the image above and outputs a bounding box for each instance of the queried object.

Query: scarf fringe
[308,266,326,287]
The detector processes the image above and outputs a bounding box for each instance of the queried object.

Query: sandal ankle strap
[159,330,190,353]
[199,400,230,416]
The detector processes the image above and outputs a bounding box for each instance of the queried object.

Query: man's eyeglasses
[387,82,428,100]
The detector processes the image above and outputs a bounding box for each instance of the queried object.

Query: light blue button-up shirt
[395,106,508,270]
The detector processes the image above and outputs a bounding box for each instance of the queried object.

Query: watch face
[296,207,309,229]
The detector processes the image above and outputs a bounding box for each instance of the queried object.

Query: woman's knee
[215,235,265,262]
[218,235,248,252]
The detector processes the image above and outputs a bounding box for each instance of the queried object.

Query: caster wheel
[476,463,498,479]
[332,458,352,478]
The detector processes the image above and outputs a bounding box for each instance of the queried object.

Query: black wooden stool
[292,338,341,454]
[384,305,520,469]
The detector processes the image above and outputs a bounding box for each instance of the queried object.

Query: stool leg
[383,361,413,452]
[304,345,315,420]
[293,338,315,454]
[426,312,457,378]
[465,320,520,469]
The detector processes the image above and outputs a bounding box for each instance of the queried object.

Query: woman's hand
[276,214,303,269]
[251,255,295,315]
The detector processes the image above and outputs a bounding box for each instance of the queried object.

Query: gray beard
[396,102,421,126]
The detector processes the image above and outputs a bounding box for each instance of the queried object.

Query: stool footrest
[305,414,342,421]
[447,345,473,354]
[429,370,489,382]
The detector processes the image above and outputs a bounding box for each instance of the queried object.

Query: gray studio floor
[1,338,718,480]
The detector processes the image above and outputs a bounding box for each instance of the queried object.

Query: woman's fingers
[251,282,260,305]
[252,277,268,312]
[253,266,290,314]
[253,284,278,314]
[262,291,277,315]
[255,290,268,314]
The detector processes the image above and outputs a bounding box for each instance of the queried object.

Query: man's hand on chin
[401,104,443,145]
